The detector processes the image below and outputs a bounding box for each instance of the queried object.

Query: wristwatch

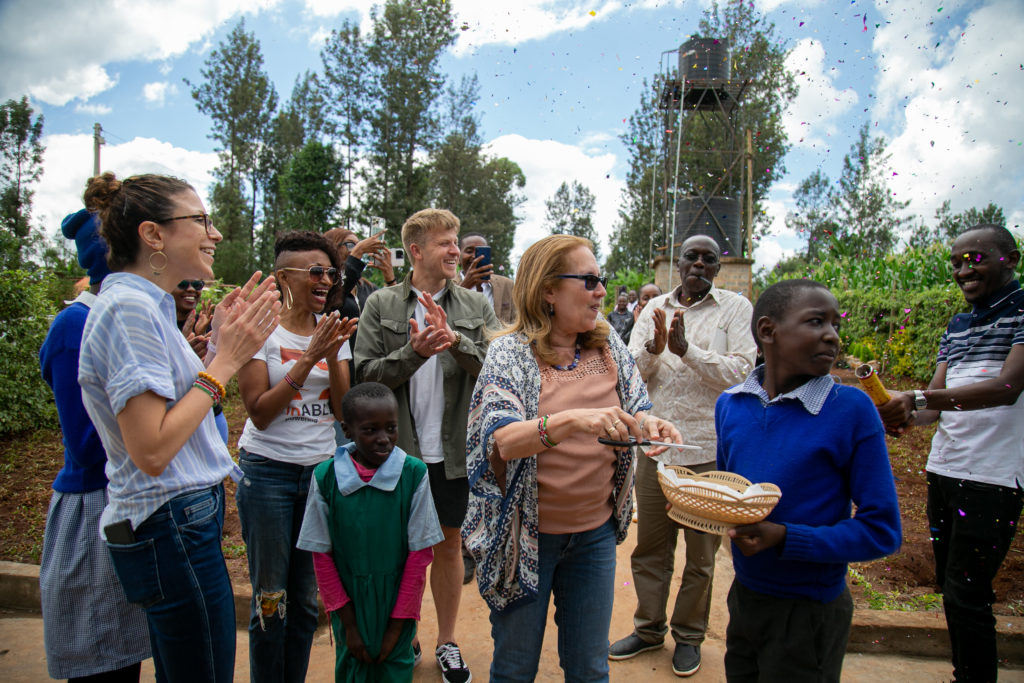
[452,331,462,348]
[912,390,927,411]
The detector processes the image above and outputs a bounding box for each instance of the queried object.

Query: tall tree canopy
[0,96,44,268]
[545,181,599,258]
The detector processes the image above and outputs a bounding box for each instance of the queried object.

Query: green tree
[907,200,1006,249]
[362,0,456,232]
[428,74,525,268]
[786,169,839,261]
[186,18,278,274]
[0,96,44,268]
[606,79,663,274]
[833,124,910,257]
[275,141,345,234]
[320,20,368,228]
[545,181,598,257]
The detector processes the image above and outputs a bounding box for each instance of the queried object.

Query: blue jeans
[106,485,234,683]
[489,516,617,682]
[236,450,320,683]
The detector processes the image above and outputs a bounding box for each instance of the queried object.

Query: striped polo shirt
[79,272,233,535]
[928,280,1024,488]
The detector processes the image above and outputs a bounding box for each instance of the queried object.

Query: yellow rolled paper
[855,363,891,406]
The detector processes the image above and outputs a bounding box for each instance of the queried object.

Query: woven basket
[657,466,781,534]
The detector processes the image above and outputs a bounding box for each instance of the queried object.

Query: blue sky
[2,0,1021,274]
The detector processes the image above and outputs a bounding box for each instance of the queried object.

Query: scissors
[598,436,701,450]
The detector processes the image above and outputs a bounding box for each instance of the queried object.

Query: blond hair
[500,234,610,365]
[401,208,460,252]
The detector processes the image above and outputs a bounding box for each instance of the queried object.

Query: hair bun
[83,171,122,213]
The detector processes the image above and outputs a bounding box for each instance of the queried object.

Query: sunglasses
[157,213,217,238]
[557,274,608,291]
[177,279,205,291]
[280,266,339,282]
[342,241,358,250]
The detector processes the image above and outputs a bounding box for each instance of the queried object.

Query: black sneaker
[435,641,472,683]
[608,633,663,660]
[412,641,421,667]
[672,643,701,677]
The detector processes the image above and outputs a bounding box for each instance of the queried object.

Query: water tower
[652,37,754,296]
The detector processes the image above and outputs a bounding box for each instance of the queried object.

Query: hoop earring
[149,250,167,276]
[283,286,293,310]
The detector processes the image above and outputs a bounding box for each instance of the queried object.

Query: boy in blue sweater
[715,279,901,681]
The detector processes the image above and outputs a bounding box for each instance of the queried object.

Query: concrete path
[2,531,1022,681]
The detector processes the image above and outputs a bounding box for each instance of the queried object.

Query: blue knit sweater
[39,301,109,493]
[715,380,901,602]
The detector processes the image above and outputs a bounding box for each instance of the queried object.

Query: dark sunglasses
[681,250,719,265]
[157,213,216,238]
[280,266,339,282]
[557,274,608,291]
[177,279,205,291]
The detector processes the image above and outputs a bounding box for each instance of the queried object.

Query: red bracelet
[284,373,303,391]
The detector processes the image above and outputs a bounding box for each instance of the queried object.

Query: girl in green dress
[298,382,443,682]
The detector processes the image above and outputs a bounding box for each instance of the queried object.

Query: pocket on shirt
[380,318,408,345]
[452,316,486,337]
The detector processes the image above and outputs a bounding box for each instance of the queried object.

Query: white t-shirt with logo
[238,321,352,466]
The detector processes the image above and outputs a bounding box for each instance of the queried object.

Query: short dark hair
[958,223,1019,255]
[459,231,487,248]
[751,279,831,348]
[341,382,398,424]
[274,231,343,295]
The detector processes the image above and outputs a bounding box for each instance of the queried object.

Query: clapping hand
[303,312,358,365]
[667,310,688,357]
[645,307,668,355]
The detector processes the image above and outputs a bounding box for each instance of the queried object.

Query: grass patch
[849,568,943,612]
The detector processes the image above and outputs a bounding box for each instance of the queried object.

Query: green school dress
[312,450,433,683]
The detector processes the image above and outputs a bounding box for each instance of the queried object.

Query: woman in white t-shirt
[236,231,357,682]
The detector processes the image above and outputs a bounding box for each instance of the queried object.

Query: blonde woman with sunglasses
[236,230,358,682]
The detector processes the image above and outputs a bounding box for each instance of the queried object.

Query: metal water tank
[675,196,743,256]
[678,38,731,82]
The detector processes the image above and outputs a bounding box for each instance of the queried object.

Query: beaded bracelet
[284,373,303,391]
[197,371,226,399]
[193,379,220,406]
[537,414,558,448]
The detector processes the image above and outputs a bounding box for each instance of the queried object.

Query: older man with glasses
[610,234,756,677]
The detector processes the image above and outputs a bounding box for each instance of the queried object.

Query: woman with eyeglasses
[78,172,281,682]
[235,230,358,682]
[463,234,681,681]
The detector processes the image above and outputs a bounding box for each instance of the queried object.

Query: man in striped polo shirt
[880,223,1024,683]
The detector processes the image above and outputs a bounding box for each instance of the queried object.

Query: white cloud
[872,0,1024,228]
[142,81,178,107]
[302,0,375,18]
[308,26,332,47]
[484,134,624,262]
[0,0,281,105]
[782,38,858,150]
[74,103,113,116]
[34,134,219,241]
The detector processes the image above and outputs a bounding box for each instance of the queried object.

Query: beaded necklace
[552,344,581,371]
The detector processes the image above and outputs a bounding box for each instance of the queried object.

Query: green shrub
[0,270,60,434]
[836,286,968,381]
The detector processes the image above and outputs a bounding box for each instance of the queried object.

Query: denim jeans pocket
[239,449,271,466]
[182,495,217,527]
[107,538,164,608]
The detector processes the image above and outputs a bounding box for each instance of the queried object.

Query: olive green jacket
[354,274,499,479]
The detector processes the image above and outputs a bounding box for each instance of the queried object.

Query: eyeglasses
[280,266,338,282]
[176,279,206,291]
[681,250,719,265]
[341,241,358,250]
[557,274,608,291]
[156,213,216,238]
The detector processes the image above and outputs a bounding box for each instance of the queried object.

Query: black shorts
[426,462,469,529]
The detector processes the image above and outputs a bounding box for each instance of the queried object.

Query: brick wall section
[653,255,753,300]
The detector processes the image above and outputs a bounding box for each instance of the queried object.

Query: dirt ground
[1,369,1022,616]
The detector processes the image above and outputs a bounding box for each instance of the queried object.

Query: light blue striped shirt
[79,272,233,536]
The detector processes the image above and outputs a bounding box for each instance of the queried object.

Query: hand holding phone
[474,246,492,281]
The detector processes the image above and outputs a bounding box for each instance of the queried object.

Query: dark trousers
[724,579,852,682]
[927,472,1024,682]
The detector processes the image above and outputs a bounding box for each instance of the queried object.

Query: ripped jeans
[236,450,321,683]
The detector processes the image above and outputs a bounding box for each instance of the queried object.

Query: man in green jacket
[355,208,497,683]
